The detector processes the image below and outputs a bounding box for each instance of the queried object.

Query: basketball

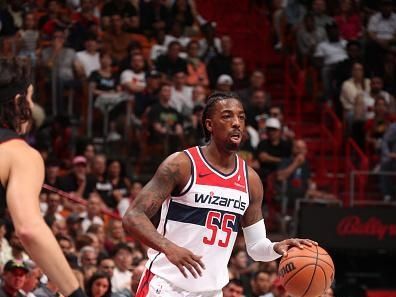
[278,245,335,297]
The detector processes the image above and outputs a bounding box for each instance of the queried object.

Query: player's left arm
[241,167,317,260]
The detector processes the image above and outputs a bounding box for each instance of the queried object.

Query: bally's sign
[296,204,396,250]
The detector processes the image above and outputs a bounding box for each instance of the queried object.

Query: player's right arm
[3,141,81,297]
[122,152,205,278]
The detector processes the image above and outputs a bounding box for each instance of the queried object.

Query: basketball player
[123,92,316,296]
[0,59,85,297]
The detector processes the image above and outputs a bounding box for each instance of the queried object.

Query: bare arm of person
[122,152,205,278]
[258,152,282,163]
[241,167,316,260]
[277,155,304,181]
[4,141,79,296]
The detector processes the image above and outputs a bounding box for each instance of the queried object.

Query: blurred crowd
[2,0,396,295]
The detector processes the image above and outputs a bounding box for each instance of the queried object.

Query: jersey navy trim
[167,201,240,232]
[197,146,238,178]
[244,162,251,203]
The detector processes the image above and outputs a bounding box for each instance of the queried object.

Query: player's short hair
[0,58,32,132]
[201,92,242,142]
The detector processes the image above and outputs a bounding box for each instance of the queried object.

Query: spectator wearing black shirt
[238,70,266,104]
[106,159,131,209]
[256,118,292,179]
[245,90,271,129]
[140,0,171,34]
[135,70,161,117]
[171,0,195,28]
[101,0,138,31]
[89,52,120,95]
[207,35,233,88]
[147,83,184,153]
[155,41,187,78]
[231,57,249,91]
[58,156,97,199]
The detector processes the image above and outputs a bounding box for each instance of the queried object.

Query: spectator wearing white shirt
[170,71,193,117]
[75,35,100,78]
[164,21,191,50]
[111,243,133,293]
[315,23,348,99]
[150,29,167,62]
[120,53,146,94]
[117,181,143,217]
[366,0,396,72]
[80,193,104,233]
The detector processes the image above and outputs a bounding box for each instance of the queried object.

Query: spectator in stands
[228,249,249,281]
[365,96,396,162]
[311,0,333,30]
[250,270,272,297]
[334,40,363,97]
[264,277,287,297]
[17,12,39,65]
[256,118,292,179]
[91,154,111,206]
[56,234,75,255]
[106,160,131,209]
[170,71,194,117]
[66,213,84,241]
[101,0,138,32]
[34,276,60,297]
[238,70,267,104]
[340,62,370,126]
[81,142,96,172]
[120,53,146,95]
[199,22,222,63]
[192,84,207,106]
[80,193,104,232]
[0,260,29,297]
[111,243,132,293]
[20,260,41,297]
[139,0,171,35]
[222,279,244,297]
[277,139,336,205]
[207,35,233,88]
[131,262,146,294]
[44,192,64,222]
[334,0,362,41]
[117,181,143,217]
[97,257,115,280]
[134,70,161,117]
[147,83,184,154]
[245,90,271,129]
[231,57,249,91]
[44,159,61,188]
[361,76,395,120]
[164,21,191,49]
[104,220,126,253]
[155,41,187,77]
[149,28,167,63]
[68,0,100,51]
[366,0,396,74]
[215,74,234,92]
[75,34,100,79]
[38,0,70,38]
[171,0,196,29]
[380,122,396,200]
[382,50,396,95]
[57,156,97,199]
[102,14,134,63]
[85,272,112,297]
[314,22,348,100]
[296,13,327,64]
[269,105,295,140]
[321,287,335,297]
[80,246,98,269]
[186,40,209,87]
[39,28,78,114]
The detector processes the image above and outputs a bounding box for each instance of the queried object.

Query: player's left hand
[274,238,318,257]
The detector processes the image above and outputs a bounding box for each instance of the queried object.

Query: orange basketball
[278,245,335,297]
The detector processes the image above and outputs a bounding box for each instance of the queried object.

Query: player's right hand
[164,244,205,278]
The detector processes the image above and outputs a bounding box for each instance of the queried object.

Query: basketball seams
[301,245,318,297]
[316,265,327,295]
[279,256,334,272]
[283,263,316,287]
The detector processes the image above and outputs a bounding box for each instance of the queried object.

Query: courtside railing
[345,138,369,206]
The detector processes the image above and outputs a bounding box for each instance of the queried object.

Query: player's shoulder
[246,165,261,185]
[0,139,43,163]
[158,150,192,175]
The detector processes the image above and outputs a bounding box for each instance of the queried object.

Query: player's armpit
[241,166,264,228]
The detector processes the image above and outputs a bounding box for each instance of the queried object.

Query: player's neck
[203,142,235,169]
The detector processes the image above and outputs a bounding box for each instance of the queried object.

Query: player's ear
[205,118,213,134]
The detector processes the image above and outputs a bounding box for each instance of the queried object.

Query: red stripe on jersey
[186,147,248,193]
[135,270,155,297]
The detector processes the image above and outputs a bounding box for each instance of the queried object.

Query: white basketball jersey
[146,146,250,292]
